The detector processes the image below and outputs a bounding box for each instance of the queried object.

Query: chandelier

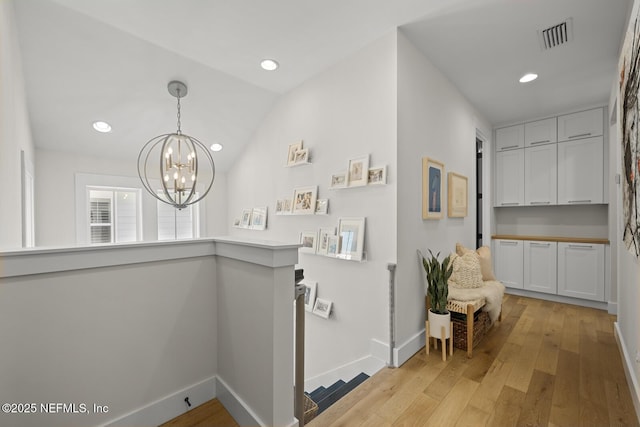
[138,81,215,210]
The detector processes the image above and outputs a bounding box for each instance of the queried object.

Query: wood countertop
[491,235,609,245]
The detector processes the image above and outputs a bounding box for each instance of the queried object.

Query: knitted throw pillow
[448,251,484,289]
[456,243,497,281]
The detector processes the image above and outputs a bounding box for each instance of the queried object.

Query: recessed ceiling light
[92,121,112,133]
[519,73,538,83]
[210,143,223,152]
[260,59,279,71]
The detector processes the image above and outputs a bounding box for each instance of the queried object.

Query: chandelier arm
[159,135,176,205]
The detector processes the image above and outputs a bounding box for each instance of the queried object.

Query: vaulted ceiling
[13,0,632,171]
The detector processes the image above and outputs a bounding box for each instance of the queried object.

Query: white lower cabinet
[524,241,557,294]
[494,239,524,289]
[557,242,605,302]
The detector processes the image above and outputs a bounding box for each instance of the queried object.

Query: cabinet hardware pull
[568,200,591,203]
[530,201,550,205]
[500,202,519,206]
[569,244,593,249]
[568,132,591,139]
[500,145,520,150]
[500,241,519,246]
[530,140,550,145]
[531,243,551,247]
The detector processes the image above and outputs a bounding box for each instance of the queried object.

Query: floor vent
[538,18,573,50]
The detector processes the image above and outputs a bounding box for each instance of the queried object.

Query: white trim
[214,236,300,267]
[216,376,270,427]
[504,288,608,311]
[101,376,216,427]
[304,354,386,392]
[608,301,618,315]
[394,328,426,367]
[370,338,393,366]
[614,322,640,424]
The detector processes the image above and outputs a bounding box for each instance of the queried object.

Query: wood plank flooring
[161,295,638,427]
[309,295,639,427]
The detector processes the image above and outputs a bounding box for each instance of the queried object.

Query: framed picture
[233,218,241,228]
[317,227,335,255]
[283,199,292,213]
[422,157,444,219]
[292,186,317,215]
[326,235,340,257]
[275,200,284,215]
[293,148,309,164]
[250,207,267,230]
[347,155,370,187]
[329,172,347,189]
[299,231,318,253]
[240,209,253,228]
[315,199,329,215]
[447,172,468,218]
[336,217,365,261]
[300,280,317,312]
[287,141,303,166]
[313,298,333,319]
[368,166,387,185]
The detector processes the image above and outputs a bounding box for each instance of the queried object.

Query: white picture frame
[313,298,333,319]
[299,231,318,253]
[250,207,267,230]
[315,199,329,215]
[329,172,347,189]
[240,209,253,228]
[292,186,317,215]
[293,148,309,165]
[326,235,341,257]
[368,166,387,185]
[301,280,317,312]
[347,155,369,187]
[233,218,241,228]
[337,217,365,261]
[317,227,335,255]
[287,141,303,166]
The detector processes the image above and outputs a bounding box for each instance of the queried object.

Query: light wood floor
[309,294,639,427]
[160,294,639,427]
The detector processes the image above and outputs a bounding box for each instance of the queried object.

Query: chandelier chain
[176,89,182,134]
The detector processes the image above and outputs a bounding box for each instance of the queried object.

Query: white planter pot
[428,309,451,339]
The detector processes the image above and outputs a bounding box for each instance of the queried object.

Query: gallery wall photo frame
[329,172,347,189]
[240,208,253,228]
[315,199,329,215]
[422,157,445,220]
[347,155,369,187]
[336,217,366,261]
[286,141,303,166]
[301,280,317,312]
[292,186,318,215]
[326,235,341,257]
[447,172,468,218]
[250,207,268,230]
[368,166,387,185]
[313,298,333,319]
[317,227,336,255]
[299,231,318,253]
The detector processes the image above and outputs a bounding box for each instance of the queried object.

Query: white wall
[35,148,227,247]
[0,256,217,427]
[395,31,491,356]
[227,32,398,378]
[0,0,35,250]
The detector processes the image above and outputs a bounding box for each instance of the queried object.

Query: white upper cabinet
[525,144,557,205]
[557,108,603,142]
[495,149,525,206]
[525,117,557,147]
[496,124,525,151]
[557,136,604,204]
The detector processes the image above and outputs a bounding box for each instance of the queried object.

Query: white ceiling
[12,0,632,171]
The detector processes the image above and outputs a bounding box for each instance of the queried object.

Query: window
[88,187,140,244]
[157,193,200,240]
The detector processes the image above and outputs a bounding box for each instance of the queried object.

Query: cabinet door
[496,124,525,151]
[525,118,557,147]
[494,240,524,289]
[495,149,524,206]
[557,108,603,142]
[524,241,557,294]
[558,243,604,301]
[557,136,603,204]
[525,144,557,205]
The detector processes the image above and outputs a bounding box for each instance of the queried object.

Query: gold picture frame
[422,157,444,219]
[447,172,468,218]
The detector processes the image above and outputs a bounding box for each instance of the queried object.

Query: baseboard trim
[394,329,425,367]
[614,322,640,424]
[216,376,268,427]
[608,301,618,315]
[101,376,216,427]
[370,338,393,367]
[504,288,608,311]
[304,354,386,392]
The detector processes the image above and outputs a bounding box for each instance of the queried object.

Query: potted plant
[421,250,453,353]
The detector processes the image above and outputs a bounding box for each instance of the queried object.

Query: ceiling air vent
[538,18,574,50]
